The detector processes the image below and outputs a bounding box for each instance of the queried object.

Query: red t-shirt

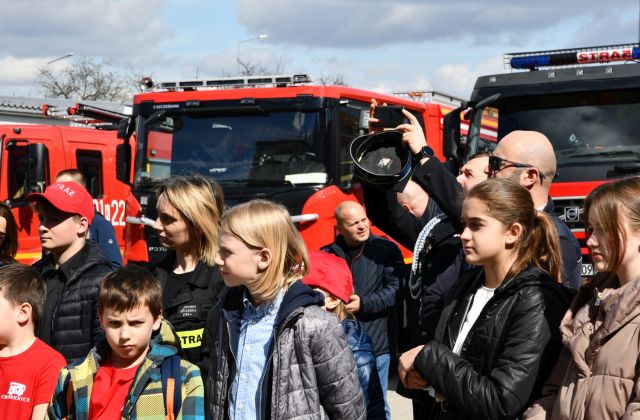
[0,338,67,420]
[89,359,141,420]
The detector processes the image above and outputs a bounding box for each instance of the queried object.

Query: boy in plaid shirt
[48,266,204,419]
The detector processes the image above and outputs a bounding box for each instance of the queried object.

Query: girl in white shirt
[398,178,573,420]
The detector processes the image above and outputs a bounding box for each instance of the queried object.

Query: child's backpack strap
[161,354,182,420]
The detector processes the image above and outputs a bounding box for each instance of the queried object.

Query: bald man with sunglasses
[485,130,581,289]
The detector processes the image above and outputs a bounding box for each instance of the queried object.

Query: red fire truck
[115,75,486,264]
[444,43,640,276]
[2,104,133,264]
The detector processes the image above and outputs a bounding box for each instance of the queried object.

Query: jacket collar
[156,251,217,289]
[222,280,323,329]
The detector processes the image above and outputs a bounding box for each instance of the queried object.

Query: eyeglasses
[488,155,546,181]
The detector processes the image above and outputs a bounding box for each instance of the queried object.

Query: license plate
[581,263,594,277]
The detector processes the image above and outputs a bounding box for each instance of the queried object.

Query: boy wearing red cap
[28,182,113,362]
[303,251,386,420]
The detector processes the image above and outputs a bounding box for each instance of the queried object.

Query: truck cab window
[7,145,29,199]
[76,150,103,198]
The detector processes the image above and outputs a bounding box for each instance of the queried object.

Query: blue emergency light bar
[508,44,640,70]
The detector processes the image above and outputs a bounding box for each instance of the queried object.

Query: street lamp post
[47,52,74,66]
[236,34,268,75]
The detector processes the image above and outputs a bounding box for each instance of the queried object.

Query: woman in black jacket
[398,178,573,420]
[151,175,225,367]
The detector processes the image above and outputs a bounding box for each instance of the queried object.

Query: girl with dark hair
[0,202,18,265]
[525,176,640,419]
[398,178,573,419]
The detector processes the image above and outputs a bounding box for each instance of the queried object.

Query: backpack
[161,354,183,420]
[61,354,183,420]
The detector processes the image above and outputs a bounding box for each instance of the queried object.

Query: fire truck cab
[444,43,640,276]
[116,75,469,264]
[2,112,132,264]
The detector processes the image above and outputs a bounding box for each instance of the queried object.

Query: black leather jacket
[414,266,574,420]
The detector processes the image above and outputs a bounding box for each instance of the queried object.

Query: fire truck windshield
[484,88,640,182]
[138,110,326,186]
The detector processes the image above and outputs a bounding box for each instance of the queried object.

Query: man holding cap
[29,182,113,362]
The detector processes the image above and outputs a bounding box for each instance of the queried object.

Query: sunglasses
[488,155,546,180]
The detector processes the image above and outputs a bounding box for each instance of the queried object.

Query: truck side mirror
[116,142,132,185]
[443,105,466,165]
[27,143,48,193]
[117,116,135,140]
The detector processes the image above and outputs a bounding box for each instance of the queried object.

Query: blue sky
[0,0,638,100]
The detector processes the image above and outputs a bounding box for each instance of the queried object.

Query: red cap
[302,251,353,303]
[28,181,95,223]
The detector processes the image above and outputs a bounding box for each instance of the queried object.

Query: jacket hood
[221,280,323,327]
[341,318,375,353]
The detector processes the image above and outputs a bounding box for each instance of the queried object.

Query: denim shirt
[228,289,284,420]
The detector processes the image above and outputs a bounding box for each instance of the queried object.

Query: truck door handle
[290,213,319,223]
[125,216,156,227]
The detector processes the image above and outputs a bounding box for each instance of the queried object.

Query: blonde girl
[205,199,365,420]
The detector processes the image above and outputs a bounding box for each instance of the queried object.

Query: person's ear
[521,168,538,188]
[257,248,273,271]
[152,311,163,331]
[324,294,341,311]
[505,222,523,246]
[16,302,32,326]
[77,216,90,235]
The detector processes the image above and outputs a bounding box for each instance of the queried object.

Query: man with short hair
[28,181,113,362]
[56,169,122,267]
[485,130,582,289]
[322,200,402,420]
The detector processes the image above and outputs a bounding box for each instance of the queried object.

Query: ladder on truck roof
[392,90,464,108]
[42,102,127,129]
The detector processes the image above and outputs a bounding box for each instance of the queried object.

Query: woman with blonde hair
[525,176,640,419]
[151,174,225,366]
[205,199,365,419]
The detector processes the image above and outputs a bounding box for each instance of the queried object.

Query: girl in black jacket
[398,178,572,420]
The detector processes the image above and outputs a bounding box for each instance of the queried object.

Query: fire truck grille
[551,196,586,232]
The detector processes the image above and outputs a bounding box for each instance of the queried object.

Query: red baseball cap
[302,251,353,303]
[28,181,95,223]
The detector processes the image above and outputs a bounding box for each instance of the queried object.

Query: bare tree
[317,73,349,86]
[229,56,287,77]
[36,56,130,102]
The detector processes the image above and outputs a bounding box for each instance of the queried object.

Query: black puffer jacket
[414,266,574,420]
[323,234,403,355]
[151,251,225,368]
[206,281,366,420]
[34,240,113,362]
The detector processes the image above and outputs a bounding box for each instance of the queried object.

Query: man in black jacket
[322,200,403,420]
[29,182,113,362]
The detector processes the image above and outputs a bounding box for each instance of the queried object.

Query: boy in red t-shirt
[48,266,204,419]
[0,264,67,420]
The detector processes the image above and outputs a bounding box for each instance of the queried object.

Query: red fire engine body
[115,75,494,264]
[1,107,133,264]
[444,43,640,276]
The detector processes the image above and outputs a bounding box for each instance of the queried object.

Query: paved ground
[387,374,412,419]
[388,388,412,419]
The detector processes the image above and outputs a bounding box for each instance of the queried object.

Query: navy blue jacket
[89,212,122,268]
[342,318,386,420]
[323,234,403,355]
